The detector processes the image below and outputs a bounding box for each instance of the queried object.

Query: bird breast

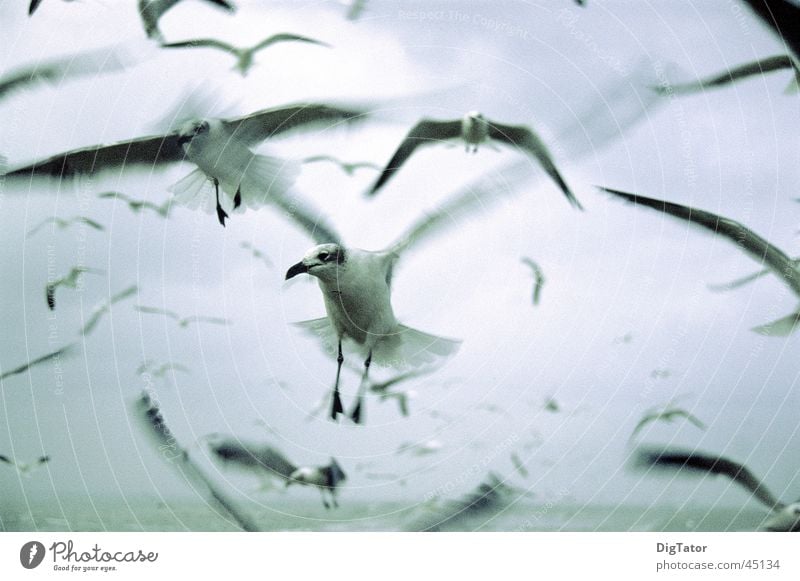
[462,114,489,145]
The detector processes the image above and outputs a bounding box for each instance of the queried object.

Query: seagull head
[285,243,346,282]
[176,119,213,148]
[288,466,324,487]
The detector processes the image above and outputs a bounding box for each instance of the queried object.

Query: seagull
[46,266,104,310]
[635,448,800,531]
[139,0,236,41]
[80,285,138,336]
[543,397,559,412]
[0,344,75,382]
[162,33,330,76]
[520,257,545,306]
[240,241,273,268]
[302,155,382,176]
[367,111,581,209]
[0,454,49,476]
[26,216,104,238]
[3,102,368,227]
[657,55,799,95]
[135,306,230,328]
[396,439,443,456]
[367,369,431,417]
[0,42,153,103]
[98,191,173,218]
[135,360,190,378]
[600,186,800,336]
[510,452,529,478]
[629,404,706,443]
[207,437,346,508]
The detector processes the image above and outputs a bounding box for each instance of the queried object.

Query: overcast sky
[1,0,798,530]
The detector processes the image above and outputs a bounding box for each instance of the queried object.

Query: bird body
[461,111,489,151]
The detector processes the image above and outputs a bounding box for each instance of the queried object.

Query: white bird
[601,186,800,336]
[628,404,706,443]
[368,111,581,209]
[139,0,236,41]
[635,448,800,532]
[396,439,443,456]
[135,306,230,328]
[162,33,330,76]
[3,102,368,227]
[285,163,536,423]
[46,266,104,311]
[80,285,138,336]
[0,454,49,476]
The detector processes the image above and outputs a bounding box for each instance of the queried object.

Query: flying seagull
[396,439,443,456]
[3,102,368,227]
[136,360,190,378]
[46,266,104,310]
[162,33,330,76]
[139,0,236,41]
[135,306,230,328]
[600,186,800,336]
[302,154,382,176]
[520,257,545,306]
[367,111,581,209]
[0,344,75,382]
[207,437,346,508]
[98,191,173,218]
[628,404,706,443]
[240,241,273,268]
[27,216,104,238]
[657,55,798,95]
[0,454,50,476]
[635,448,800,531]
[80,285,138,336]
[286,163,542,423]
[510,452,529,478]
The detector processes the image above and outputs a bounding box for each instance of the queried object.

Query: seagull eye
[318,252,330,261]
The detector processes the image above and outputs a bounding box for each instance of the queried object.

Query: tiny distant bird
[0,454,49,476]
[98,191,172,218]
[136,360,190,378]
[396,439,443,456]
[27,216,104,238]
[139,0,236,41]
[613,332,634,344]
[0,344,75,381]
[629,405,705,443]
[650,369,671,379]
[543,397,559,412]
[80,285,138,336]
[510,452,529,478]
[657,55,799,95]
[46,266,104,310]
[601,186,800,336]
[302,155,382,176]
[367,368,434,417]
[475,403,511,418]
[207,437,346,508]
[162,33,330,76]
[520,257,545,305]
[240,241,273,268]
[368,111,581,209]
[3,102,368,227]
[635,448,800,531]
[135,306,230,328]
[343,0,368,20]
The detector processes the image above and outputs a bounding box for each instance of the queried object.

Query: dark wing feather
[368,119,463,195]
[222,103,368,146]
[742,0,800,62]
[5,134,185,180]
[663,55,795,94]
[161,38,238,54]
[0,344,75,381]
[29,0,44,15]
[252,33,330,52]
[252,446,298,480]
[637,449,785,510]
[600,187,800,296]
[0,65,60,100]
[489,122,582,209]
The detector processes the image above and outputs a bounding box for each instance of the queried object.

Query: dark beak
[285,261,309,280]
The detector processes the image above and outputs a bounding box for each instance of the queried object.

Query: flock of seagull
[1,0,799,531]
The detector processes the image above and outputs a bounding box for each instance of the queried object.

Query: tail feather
[168,168,216,214]
[235,154,300,211]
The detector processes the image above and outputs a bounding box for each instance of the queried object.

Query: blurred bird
[635,448,800,531]
[543,397,559,413]
[302,154,382,176]
[162,33,330,76]
[368,111,581,209]
[601,187,800,336]
[396,439,443,456]
[0,344,75,382]
[629,404,706,443]
[520,257,545,306]
[510,452,529,478]
[27,216,104,238]
[3,102,368,227]
[135,306,230,328]
[207,437,346,508]
[139,0,236,41]
[286,163,539,423]
[708,256,800,292]
[80,285,138,336]
[0,454,49,476]
[46,266,104,310]
[136,360,190,378]
[657,55,799,95]
[0,42,154,103]
[343,0,368,20]
[240,241,273,268]
[98,191,172,218]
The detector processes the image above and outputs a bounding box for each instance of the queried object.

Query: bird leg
[330,340,345,420]
[233,186,242,209]
[214,178,229,227]
[349,351,372,424]
[320,490,331,510]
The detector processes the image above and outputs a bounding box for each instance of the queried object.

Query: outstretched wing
[489,121,582,209]
[0,344,76,381]
[661,55,795,94]
[708,268,771,292]
[368,119,462,195]
[269,190,341,245]
[161,38,238,55]
[600,187,800,296]
[252,33,330,52]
